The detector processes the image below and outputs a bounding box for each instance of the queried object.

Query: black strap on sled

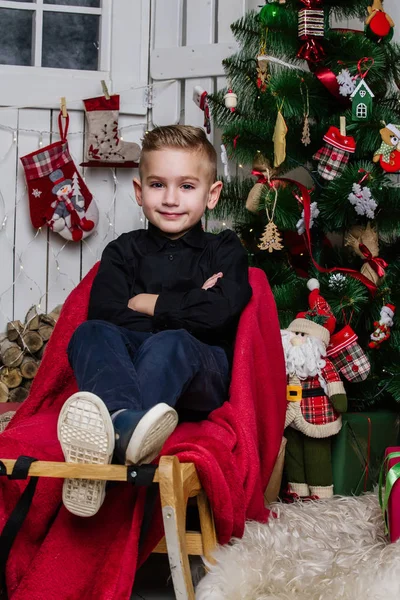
[0,459,158,597]
[127,464,159,549]
[0,456,39,600]
[126,464,157,486]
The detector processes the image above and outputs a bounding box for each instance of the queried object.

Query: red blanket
[0,265,286,599]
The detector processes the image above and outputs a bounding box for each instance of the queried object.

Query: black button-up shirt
[88,221,252,364]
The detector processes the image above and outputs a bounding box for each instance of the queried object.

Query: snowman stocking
[326,325,371,382]
[20,114,98,241]
[81,94,141,167]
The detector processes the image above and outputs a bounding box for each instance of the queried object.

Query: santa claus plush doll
[282,279,347,500]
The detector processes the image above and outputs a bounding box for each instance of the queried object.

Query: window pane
[44,1,100,6]
[0,9,33,66]
[42,12,99,70]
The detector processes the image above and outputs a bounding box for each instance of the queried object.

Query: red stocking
[21,114,99,242]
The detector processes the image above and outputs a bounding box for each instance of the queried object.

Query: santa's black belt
[301,387,325,398]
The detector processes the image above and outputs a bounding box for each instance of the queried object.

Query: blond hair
[139,125,217,183]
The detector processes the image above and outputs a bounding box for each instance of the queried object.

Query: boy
[58,125,252,517]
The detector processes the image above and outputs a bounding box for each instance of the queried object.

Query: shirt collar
[146,221,206,250]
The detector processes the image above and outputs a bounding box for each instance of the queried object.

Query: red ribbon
[297,38,326,63]
[359,244,388,278]
[357,57,374,79]
[357,168,370,186]
[233,135,240,149]
[58,112,69,141]
[251,169,275,186]
[272,177,380,294]
[311,65,344,100]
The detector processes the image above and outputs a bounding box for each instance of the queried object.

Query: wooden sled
[0,455,215,600]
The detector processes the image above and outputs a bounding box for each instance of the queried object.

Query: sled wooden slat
[153,532,204,556]
[1,459,131,481]
[0,458,202,492]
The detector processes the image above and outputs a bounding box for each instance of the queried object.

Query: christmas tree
[208,0,400,410]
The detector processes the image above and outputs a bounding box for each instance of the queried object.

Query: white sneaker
[57,392,114,517]
[113,403,179,465]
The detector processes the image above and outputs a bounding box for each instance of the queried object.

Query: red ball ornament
[365,1,394,42]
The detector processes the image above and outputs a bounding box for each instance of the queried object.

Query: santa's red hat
[287,279,336,346]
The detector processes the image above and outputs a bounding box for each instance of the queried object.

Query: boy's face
[133,148,222,239]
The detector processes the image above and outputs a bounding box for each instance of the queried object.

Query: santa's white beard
[281,330,327,379]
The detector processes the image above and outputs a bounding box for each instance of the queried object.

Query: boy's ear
[206,180,223,211]
[133,177,143,207]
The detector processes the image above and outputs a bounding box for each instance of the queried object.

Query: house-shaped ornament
[350,80,374,122]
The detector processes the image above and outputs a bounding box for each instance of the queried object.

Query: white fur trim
[307,278,320,291]
[288,401,342,437]
[309,485,334,499]
[287,319,330,346]
[382,306,394,319]
[387,123,400,138]
[327,381,346,397]
[289,482,309,496]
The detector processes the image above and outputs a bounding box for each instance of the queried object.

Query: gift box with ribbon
[379,448,400,543]
[332,411,400,496]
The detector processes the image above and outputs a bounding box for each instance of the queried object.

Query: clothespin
[340,116,346,136]
[60,97,67,118]
[101,80,110,100]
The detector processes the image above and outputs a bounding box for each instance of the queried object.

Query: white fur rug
[196,494,400,600]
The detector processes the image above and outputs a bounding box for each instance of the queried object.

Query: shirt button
[169,254,174,261]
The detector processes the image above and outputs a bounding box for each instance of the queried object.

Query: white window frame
[356,103,367,118]
[0,0,149,115]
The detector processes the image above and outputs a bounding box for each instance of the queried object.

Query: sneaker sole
[125,403,178,465]
[57,392,115,517]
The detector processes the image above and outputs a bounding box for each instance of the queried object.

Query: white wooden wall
[0,0,399,332]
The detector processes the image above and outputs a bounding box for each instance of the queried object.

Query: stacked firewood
[0,305,62,404]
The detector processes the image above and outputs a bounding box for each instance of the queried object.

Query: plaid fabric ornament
[20,114,98,242]
[327,325,371,383]
[313,126,356,181]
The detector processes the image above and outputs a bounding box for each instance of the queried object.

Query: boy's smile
[133,148,222,239]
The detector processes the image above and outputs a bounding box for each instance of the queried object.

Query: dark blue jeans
[67,320,230,420]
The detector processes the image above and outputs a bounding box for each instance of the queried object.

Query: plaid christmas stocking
[313,126,356,181]
[20,115,98,242]
[81,94,141,167]
[326,325,371,383]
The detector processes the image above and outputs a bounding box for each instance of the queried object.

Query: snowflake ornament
[348,183,377,219]
[32,189,42,198]
[328,273,347,291]
[337,69,356,97]
[296,201,319,235]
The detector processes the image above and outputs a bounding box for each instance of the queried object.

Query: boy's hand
[128,294,159,316]
[202,272,223,290]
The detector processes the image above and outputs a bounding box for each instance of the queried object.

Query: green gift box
[332,411,400,496]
